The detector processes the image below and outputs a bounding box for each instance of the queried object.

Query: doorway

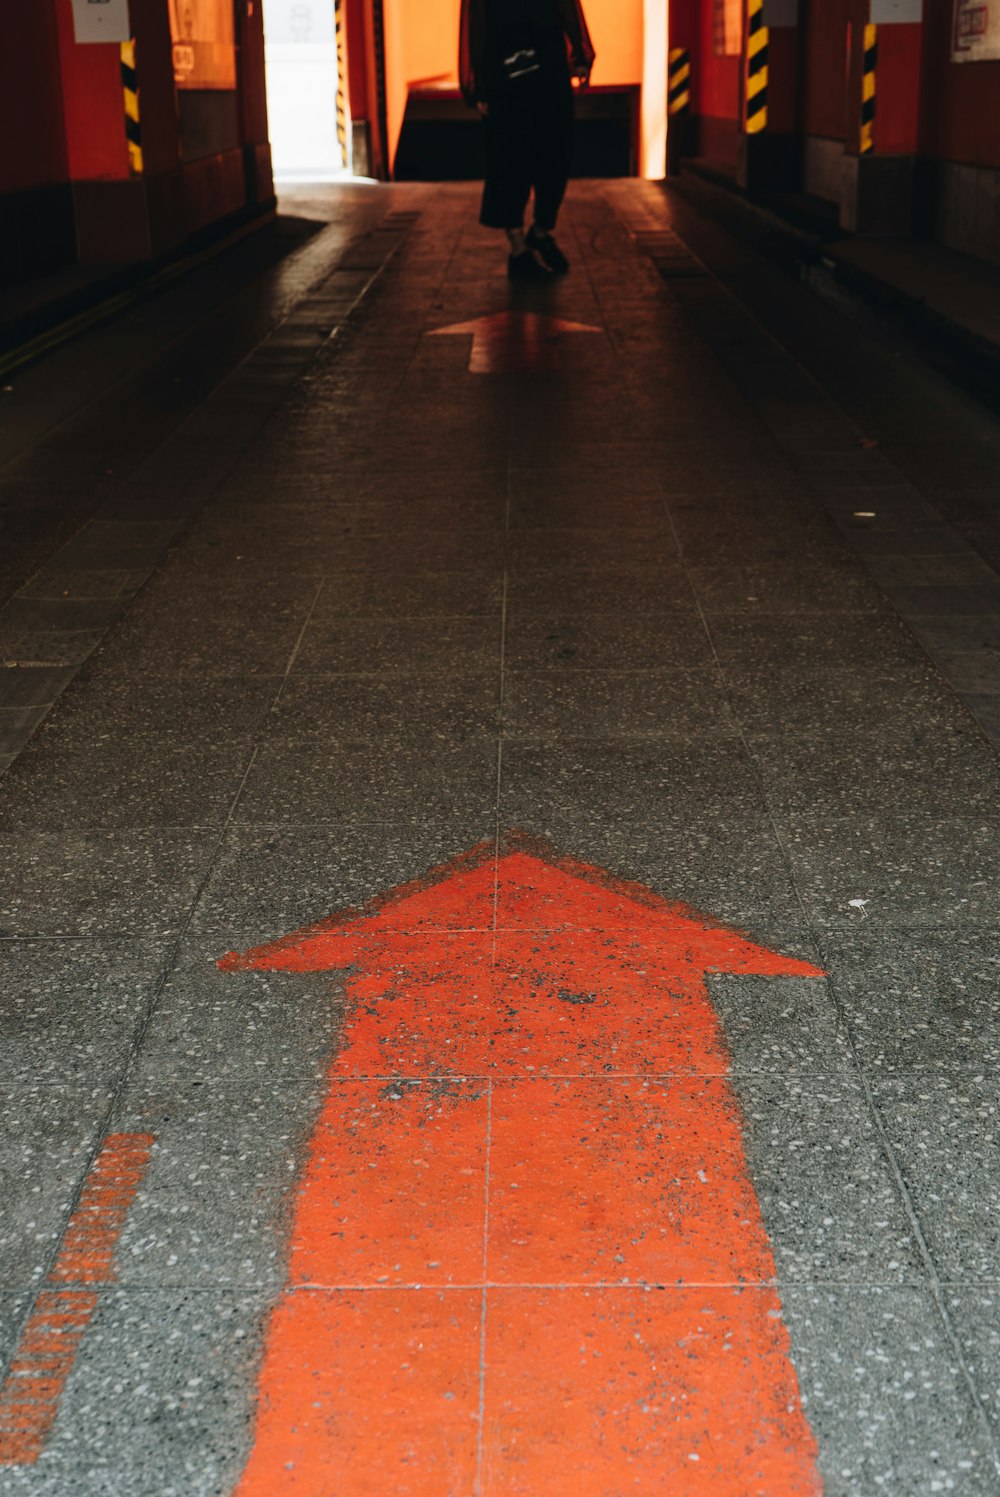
[261,0,348,180]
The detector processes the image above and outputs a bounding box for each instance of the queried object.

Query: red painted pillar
[239,0,276,209]
[842,0,925,233]
[54,0,131,186]
[345,0,388,179]
[345,0,372,174]
[53,0,182,262]
[0,1,75,281]
[738,0,803,196]
[667,0,698,173]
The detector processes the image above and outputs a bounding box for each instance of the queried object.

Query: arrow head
[218,834,824,983]
[429,312,601,373]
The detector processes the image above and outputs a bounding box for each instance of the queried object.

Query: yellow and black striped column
[668,48,691,117]
[120,39,143,174]
[860,22,877,155]
[745,0,768,136]
[335,0,349,171]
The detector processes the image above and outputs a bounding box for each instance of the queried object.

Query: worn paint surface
[219,837,825,1495]
[0,1133,155,1465]
[430,312,601,373]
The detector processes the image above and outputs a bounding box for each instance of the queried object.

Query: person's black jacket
[459,0,596,105]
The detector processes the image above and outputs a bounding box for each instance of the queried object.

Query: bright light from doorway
[262,0,347,180]
[642,0,668,178]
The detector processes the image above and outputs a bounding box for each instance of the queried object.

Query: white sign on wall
[953,0,1000,60]
[263,0,336,46]
[71,0,132,43]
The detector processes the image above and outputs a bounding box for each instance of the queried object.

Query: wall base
[738,131,802,197]
[352,120,373,178]
[921,158,1000,267]
[667,115,698,176]
[1,185,77,284]
[841,153,917,236]
[697,114,740,170]
[71,148,274,266]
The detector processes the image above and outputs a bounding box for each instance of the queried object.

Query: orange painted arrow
[429,311,600,373]
[219,836,825,1495]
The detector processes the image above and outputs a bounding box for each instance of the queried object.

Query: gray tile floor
[1,181,1000,1494]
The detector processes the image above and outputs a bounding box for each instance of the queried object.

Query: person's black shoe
[507,249,553,283]
[527,227,570,274]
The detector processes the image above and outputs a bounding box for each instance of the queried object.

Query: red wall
[920,0,1000,167]
[239,0,271,148]
[875,24,922,155]
[802,0,848,140]
[130,0,186,176]
[55,0,130,180]
[670,0,699,65]
[766,28,797,136]
[1,2,67,192]
[697,0,740,161]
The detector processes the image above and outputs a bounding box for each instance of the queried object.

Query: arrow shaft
[233,964,820,1493]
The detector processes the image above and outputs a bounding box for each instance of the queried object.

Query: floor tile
[482,1286,822,1494]
[187,822,488,940]
[821,930,1000,1074]
[778,812,1000,929]
[688,559,886,613]
[291,616,502,675]
[752,727,1000,822]
[229,1289,481,1496]
[307,569,504,617]
[505,612,710,671]
[0,737,256,831]
[503,667,735,738]
[106,1077,325,1287]
[730,1074,921,1282]
[0,1290,269,1497]
[0,829,218,937]
[0,939,167,1085]
[782,1285,995,1496]
[283,1079,488,1288]
[871,1075,1000,1280]
[0,1082,113,1284]
[29,676,282,743]
[722,664,975,739]
[488,1077,784,1285]
[707,613,931,672]
[507,528,680,570]
[232,739,497,826]
[490,813,807,934]
[505,565,695,614]
[499,736,762,827]
[947,1289,1000,1446]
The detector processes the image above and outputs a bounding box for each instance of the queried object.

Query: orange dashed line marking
[220,835,827,1495]
[0,1133,155,1466]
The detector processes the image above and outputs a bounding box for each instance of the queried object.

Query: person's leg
[481,100,550,280]
[526,70,574,271]
[480,100,530,235]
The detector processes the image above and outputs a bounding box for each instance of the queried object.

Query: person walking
[460,0,595,281]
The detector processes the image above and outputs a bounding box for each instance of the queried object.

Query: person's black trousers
[480,60,574,231]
